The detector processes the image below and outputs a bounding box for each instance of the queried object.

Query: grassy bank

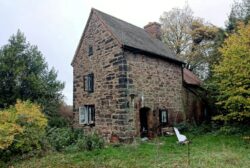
[10,134,250,168]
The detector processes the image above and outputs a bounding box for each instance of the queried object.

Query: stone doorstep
[161,127,174,135]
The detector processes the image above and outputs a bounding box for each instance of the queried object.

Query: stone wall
[182,86,205,124]
[72,11,187,141]
[72,12,135,141]
[125,51,185,136]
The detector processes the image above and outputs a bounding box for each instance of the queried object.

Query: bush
[77,133,104,151]
[214,125,250,136]
[173,122,218,135]
[47,128,104,152]
[173,122,191,132]
[46,127,85,152]
[47,127,75,151]
[0,108,23,150]
[0,100,48,161]
[217,126,241,135]
[12,100,48,153]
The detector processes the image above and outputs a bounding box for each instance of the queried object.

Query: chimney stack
[144,22,162,40]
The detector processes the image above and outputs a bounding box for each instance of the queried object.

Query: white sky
[0,0,235,105]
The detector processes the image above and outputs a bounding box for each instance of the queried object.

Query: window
[159,109,168,126]
[79,105,95,125]
[84,73,94,93]
[88,45,93,56]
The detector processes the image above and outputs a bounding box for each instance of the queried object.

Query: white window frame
[79,106,87,124]
[79,105,95,125]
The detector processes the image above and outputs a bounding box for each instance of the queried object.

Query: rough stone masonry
[72,9,204,142]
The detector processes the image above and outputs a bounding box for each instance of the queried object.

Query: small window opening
[88,45,93,56]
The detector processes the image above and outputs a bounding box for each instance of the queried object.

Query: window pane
[79,107,85,124]
[88,45,93,56]
[80,105,95,125]
[90,74,94,92]
[91,106,95,122]
[86,73,94,92]
[84,76,88,91]
[162,111,166,123]
[88,107,92,123]
[84,106,88,124]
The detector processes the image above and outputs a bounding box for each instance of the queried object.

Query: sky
[0,0,236,105]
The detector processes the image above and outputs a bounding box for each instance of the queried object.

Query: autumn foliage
[212,22,250,123]
[0,100,47,153]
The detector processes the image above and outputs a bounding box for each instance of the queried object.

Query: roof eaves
[123,45,185,65]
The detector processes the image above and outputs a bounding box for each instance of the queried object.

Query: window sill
[79,123,95,127]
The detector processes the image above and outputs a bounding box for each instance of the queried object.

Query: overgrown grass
[9,134,250,168]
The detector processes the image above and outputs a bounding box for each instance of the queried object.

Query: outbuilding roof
[183,68,202,86]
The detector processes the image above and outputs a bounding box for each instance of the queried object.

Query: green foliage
[0,30,64,126]
[13,100,48,153]
[211,23,250,123]
[0,101,48,161]
[11,134,250,168]
[226,0,250,33]
[76,133,104,151]
[47,127,76,151]
[217,126,242,135]
[46,127,104,152]
[0,108,23,150]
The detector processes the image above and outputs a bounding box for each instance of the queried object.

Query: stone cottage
[71,8,206,142]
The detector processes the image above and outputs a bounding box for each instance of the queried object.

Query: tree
[212,23,250,123]
[160,5,218,79]
[226,0,250,33]
[0,30,64,126]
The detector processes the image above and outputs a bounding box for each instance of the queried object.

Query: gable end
[71,8,122,66]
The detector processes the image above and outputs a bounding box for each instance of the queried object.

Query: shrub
[47,127,75,151]
[215,125,250,136]
[217,126,241,135]
[12,100,48,153]
[0,108,23,150]
[0,100,48,161]
[173,122,191,132]
[77,133,104,151]
[46,127,87,152]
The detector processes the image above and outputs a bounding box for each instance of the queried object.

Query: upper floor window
[88,45,93,56]
[84,73,94,93]
[79,105,95,125]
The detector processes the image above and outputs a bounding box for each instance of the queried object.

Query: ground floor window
[79,105,95,125]
[159,109,168,126]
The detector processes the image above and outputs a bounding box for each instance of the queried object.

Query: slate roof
[94,9,183,64]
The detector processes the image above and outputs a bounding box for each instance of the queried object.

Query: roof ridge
[74,8,184,64]
[93,9,165,45]
[92,8,148,33]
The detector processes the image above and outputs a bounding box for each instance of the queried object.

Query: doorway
[139,107,150,137]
